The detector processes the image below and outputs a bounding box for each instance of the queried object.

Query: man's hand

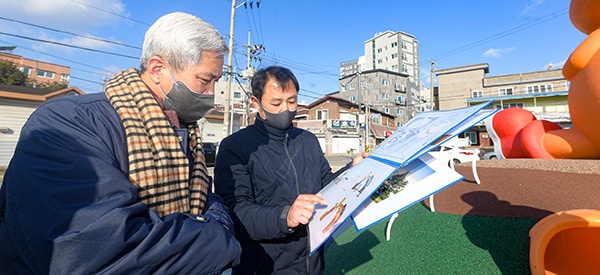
[287,194,327,228]
[352,152,369,166]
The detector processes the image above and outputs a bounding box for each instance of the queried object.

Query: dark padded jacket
[0,92,240,274]
[215,117,349,275]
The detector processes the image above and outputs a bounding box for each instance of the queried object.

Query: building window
[527,84,554,94]
[61,74,70,83]
[472,90,483,98]
[234,92,241,98]
[20,67,31,78]
[465,132,477,145]
[382,93,389,99]
[349,83,356,90]
[496,102,524,109]
[396,109,403,115]
[316,109,329,120]
[384,107,390,113]
[349,96,356,102]
[391,65,398,71]
[377,48,382,53]
[401,41,407,49]
[498,88,514,96]
[382,80,389,86]
[402,52,408,61]
[36,70,54,78]
[391,42,398,48]
[391,53,397,59]
[395,83,405,92]
[401,64,408,72]
[341,85,347,92]
[396,96,404,104]
[377,59,382,64]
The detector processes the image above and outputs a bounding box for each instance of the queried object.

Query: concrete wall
[437,66,488,110]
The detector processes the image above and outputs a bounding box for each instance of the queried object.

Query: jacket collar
[254,115,293,142]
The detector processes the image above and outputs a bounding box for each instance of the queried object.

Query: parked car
[483,151,499,160]
[429,146,480,167]
[202,142,218,167]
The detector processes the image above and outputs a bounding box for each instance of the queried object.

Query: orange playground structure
[529,209,600,274]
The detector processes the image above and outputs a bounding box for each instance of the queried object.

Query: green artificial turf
[324,203,539,274]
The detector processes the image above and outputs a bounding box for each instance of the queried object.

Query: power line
[421,8,569,66]
[0,16,142,50]
[70,75,104,85]
[0,39,117,89]
[300,88,327,97]
[243,1,264,46]
[0,39,115,74]
[67,0,151,26]
[0,31,139,60]
[255,2,265,45]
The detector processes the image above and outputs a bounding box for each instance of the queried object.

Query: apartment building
[0,52,71,86]
[436,63,570,146]
[338,30,421,127]
[364,30,420,84]
[337,69,416,128]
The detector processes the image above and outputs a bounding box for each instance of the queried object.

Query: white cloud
[522,0,545,15]
[62,35,116,50]
[482,47,516,58]
[0,0,127,32]
[24,30,118,58]
[0,0,130,56]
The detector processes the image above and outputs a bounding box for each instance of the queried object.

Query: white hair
[140,12,228,73]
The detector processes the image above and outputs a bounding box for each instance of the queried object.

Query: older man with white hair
[0,12,240,274]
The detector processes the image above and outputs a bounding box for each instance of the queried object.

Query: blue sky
[0,0,584,103]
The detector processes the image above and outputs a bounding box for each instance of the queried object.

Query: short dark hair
[251,66,300,101]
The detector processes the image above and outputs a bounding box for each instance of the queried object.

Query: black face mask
[157,68,214,124]
[257,101,297,130]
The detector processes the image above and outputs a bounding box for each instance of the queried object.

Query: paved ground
[423,159,600,219]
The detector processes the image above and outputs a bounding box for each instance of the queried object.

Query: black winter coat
[0,92,240,274]
[215,117,348,275]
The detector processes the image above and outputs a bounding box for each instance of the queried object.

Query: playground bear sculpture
[487,0,600,159]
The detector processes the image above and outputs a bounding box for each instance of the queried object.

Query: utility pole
[242,29,263,126]
[428,59,435,111]
[365,88,370,152]
[357,70,367,153]
[245,30,251,126]
[223,0,237,137]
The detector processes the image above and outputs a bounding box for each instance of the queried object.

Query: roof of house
[0,84,85,102]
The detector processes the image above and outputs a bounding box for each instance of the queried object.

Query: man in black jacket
[215,66,365,274]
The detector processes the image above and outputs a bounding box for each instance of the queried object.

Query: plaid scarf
[105,68,209,216]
